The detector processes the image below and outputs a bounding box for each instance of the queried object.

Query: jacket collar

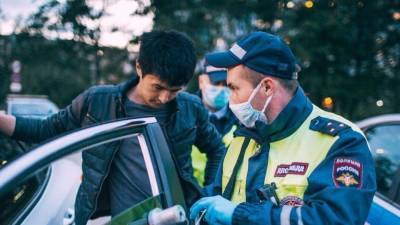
[212,105,229,119]
[235,87,313,144]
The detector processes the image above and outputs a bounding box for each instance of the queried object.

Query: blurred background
[0,2,400,224]
[0,0,399,121]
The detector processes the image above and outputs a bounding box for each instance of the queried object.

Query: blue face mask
[203,85,230,110]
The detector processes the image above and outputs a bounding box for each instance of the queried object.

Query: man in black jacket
[0,30,225,225]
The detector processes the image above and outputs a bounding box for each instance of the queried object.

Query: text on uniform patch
[274,162,309,177]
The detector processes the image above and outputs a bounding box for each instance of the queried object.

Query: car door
[0,134,52,225]
[0,117,187,225]
[362,122,400,225]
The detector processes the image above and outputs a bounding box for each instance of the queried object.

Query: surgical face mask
[203,84,230,110]
[229,83,273,128]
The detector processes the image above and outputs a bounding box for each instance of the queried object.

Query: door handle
[63,208,75,225]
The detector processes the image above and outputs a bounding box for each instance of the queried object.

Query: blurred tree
[282,0,400,119]
[147,0,280,57]
[25,0,104,85]
[0,33,127,107]
[0,0,132,107]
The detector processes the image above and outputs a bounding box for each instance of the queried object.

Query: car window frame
[363,122,400,208]
[144,123,186,209]
[0,117,186,224]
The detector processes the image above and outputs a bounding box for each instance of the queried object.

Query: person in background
[192,63,239,186]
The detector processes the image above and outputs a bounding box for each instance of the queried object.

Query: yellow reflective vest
[222,106,345,204]
[192,124,236,186]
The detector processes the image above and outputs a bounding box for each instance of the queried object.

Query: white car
[6,94,59,119]
[358,114,400,225]
[0,95,81,225]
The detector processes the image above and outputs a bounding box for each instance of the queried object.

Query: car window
[63,134,161,224]
[103,134,161,204]
[365,124,400,201]
[0,135,48,225]
[0,132,161,225]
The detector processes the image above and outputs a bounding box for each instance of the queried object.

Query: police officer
[190,31,376,225]
[192,63,239,185]
[198,63,238,142]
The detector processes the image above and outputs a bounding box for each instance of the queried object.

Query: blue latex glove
[190,195,237,225]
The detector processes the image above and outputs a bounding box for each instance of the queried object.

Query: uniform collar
[235,87,313,144]
[211,105,229,119]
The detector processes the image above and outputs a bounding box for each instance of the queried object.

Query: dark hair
[137,30,196,87]
[278,78,299,95]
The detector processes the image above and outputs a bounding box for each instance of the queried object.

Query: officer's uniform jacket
[206,87,376,225]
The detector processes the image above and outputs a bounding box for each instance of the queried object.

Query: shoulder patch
[310,116,350,136]
[333,157,363,189]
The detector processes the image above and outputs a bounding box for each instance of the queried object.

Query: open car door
[0,117,187,225]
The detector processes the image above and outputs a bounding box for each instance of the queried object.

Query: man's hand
[0,113,16,137]
[190,195,237,225]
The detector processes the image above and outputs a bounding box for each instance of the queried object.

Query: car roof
[6,95,58,108]
[7,94,49,99]
[7,97,51,103]
[356,114,400,129]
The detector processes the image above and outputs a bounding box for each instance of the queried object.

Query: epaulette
[310,116,350,136]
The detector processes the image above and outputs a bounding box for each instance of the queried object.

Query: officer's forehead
[227,65,251,84]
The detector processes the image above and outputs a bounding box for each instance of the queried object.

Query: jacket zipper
[161,111,190,182]
[85,146,119,223]
[161,116,203,197]
[85,97,125,222]
[161,125,187,180]
[85,112,99,123]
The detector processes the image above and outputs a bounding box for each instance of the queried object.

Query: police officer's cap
[205,31,300,80]
[204,63,227,83]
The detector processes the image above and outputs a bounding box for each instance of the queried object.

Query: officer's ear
[261,77,274,96]
[198,74,210,90]
[136,61,143,79]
